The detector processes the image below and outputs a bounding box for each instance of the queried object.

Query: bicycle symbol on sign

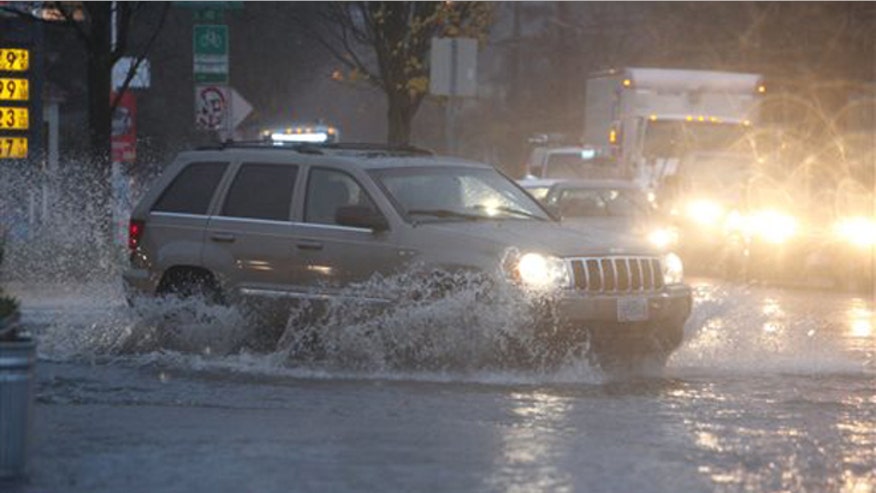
[199,29,224,51]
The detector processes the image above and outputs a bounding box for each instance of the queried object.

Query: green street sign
[194,8,224,23]
[195,72,228,84]
[193,24,228,84]
[193,25,228,56]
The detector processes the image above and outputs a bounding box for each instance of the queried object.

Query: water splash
[672,280,870,375]
[272,268,585,374]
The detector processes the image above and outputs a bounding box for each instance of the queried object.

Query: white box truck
[583,68,774,278]
[583,67,765,192]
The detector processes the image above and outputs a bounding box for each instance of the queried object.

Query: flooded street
[2,3,874,492]
[5,278,874,493]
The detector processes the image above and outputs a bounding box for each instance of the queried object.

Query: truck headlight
[834,217,876,247]
[685,199,724,227]
[749,210,797,244]
[662,252,684,285]
[505,251,571,290]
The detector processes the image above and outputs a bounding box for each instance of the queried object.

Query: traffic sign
[430,37,478,97]
[194,85,252,134]
[193,24,228,83]
[195,85,229,130]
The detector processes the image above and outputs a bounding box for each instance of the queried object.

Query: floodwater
[4,277,874,493]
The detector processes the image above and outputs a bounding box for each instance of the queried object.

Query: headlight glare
[834,216,876,247]
[749,210,797,244]
[685,199,724,226]
[647,227,678,250]
[662,252,684,284]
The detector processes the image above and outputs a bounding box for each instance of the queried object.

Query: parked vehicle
[123,142,692,369]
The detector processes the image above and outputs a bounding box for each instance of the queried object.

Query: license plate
[617,297,649,322]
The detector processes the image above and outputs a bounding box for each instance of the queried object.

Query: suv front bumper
[554,283,692,324]
[545,283,693,358]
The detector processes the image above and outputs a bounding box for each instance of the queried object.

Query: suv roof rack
[194,140,434,157]
[319,142,434,156]
[195,140,326,154]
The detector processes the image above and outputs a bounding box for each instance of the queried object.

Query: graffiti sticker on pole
[195,85,229,130]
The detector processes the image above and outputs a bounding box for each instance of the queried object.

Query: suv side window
[153,161,228,214]
[222,163,298,221]
[305,168,378,225]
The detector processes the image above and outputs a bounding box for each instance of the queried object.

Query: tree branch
[111,2,170,112]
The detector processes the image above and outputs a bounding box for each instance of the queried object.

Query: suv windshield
[373,166,552,223]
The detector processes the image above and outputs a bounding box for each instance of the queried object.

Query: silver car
[123,144,692,368]
[519,178,680,252]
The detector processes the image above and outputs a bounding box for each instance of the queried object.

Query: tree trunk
[386,91,414,146]
[85,4,112,167]
[84,4,114,243]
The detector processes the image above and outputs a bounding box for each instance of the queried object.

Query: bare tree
[302,2,493,145]
[2,2,170,241]
[47,2,170,162]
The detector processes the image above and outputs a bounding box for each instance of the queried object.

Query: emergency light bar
[270,132,330,143]
[261,124,339,144]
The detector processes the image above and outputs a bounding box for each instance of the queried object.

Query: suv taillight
[128,219,145,252]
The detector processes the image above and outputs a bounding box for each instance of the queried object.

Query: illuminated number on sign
[0,79,29,101]
[0,137,28,158]
[0,48,29,71]
[0,107,28,130]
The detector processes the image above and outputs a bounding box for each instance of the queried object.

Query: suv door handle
[210,232,236,243]
[296,240,324,251]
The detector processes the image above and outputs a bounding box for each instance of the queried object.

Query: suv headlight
[662,252,684,285]
[504,251,571,290]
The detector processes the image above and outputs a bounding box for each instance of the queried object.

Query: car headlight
[834,216,876,247]
[647,227,678,250]
[749,210,797,244]
[662,252,684,285]
[505,251,571,290]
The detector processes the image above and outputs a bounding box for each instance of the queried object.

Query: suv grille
[568,256,664,293]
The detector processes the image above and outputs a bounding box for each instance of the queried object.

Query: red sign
[111,91,136,163]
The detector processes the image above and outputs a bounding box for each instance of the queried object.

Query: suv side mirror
[335,205,389,232]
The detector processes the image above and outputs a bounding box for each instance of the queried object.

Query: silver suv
[123,143,692,367]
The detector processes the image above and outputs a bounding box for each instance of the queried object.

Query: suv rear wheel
[156,267,224,305]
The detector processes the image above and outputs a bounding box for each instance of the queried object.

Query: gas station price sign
[0,46,30,158]
[0,48,29,72]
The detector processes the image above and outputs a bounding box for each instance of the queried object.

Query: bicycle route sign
[193,24,228,84]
